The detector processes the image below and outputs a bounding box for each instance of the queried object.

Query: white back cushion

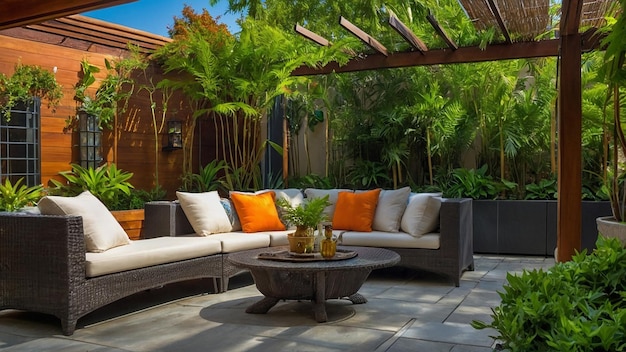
[372,187,411,232]
[177,191,233,236]
[38,191,130,252]
[400,193,442,237]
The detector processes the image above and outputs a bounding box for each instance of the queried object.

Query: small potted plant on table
[277,195,330,253]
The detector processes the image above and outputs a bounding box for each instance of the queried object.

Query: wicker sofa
[0,212,225,336]
[144,191,474,288]
[0,189,473,336]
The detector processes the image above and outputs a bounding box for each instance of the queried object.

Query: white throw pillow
[177,191,233,236]
[304,188,353,220]
[400,193,442,237]
[372,187,411,232]
[38,191,131,252]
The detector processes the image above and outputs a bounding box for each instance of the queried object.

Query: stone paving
[0,255,555,352]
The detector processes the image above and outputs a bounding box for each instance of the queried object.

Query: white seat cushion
[204,232,271,253]
[340,231,440,249]
[258,230,292,247]
[38,191,130,252]
[85,236,222,277]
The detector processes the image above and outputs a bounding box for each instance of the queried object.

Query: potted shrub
[276,195,330,253]
[0,62,63,120]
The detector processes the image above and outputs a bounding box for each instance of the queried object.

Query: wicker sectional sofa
[0,188,473,336]
[145,191,474,290]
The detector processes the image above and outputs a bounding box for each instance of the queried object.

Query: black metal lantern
[163,120,182,151]
[78,113,102,168]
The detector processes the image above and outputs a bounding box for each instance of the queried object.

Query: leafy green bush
[288,174,334,190]
[49,163,134,210]
[444,165,513,199]
[180,160,228,193]
[0,178,43,211]
[524,177,558,200]
[117,185,167,210]
[347,159,391,189]
[472,236,626,351]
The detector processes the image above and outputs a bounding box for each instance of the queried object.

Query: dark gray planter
[472,200,498,253]
[473,200,611,256]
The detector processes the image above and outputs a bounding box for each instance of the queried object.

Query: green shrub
[524,177,558,200]
[444,165,514,199]
[49,163,134,210]
[0,178,43,211]
[472,236,626,351]
[180,160,228,193]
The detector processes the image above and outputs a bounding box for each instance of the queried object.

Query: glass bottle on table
[321,224,337,258]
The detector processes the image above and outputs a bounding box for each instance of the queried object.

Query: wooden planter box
[111,209,145,240]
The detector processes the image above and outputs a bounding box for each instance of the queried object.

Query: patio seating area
[0,254,554,351]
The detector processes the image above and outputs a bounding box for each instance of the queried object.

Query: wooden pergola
[292,0,619,262]
[0,0,136,30]
[0,0,618,262]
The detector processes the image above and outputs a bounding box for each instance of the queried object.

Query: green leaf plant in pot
[0,62,63,120]
[276,195,330,253]
[596,0,626,246]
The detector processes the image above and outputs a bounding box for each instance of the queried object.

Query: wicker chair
[0,212,222,336]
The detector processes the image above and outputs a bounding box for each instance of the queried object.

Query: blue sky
[83,0,241,37]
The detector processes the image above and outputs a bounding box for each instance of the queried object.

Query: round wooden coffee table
[227,246,400,322]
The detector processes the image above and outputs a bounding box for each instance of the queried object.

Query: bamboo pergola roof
[293,0,619,75]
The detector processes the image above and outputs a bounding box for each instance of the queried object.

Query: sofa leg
[221,278,230,293]
[61,317,77,336]
[212,278,219,293]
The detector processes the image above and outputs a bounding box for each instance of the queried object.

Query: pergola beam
[388,13,428,53]
[426,13,458,50]
[487,0,512,44]
[294,24,330,46]
[293,39,560,76]
[339,16,388,56]
[0,0,136,30]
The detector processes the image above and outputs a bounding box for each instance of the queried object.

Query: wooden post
[556,32,582,261]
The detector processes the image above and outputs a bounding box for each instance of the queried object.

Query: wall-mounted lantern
[78,113,102,168]
[163,120,183,151]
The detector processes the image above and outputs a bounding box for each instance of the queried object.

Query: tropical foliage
[0,178,44,211]
[49,164,135,210]
[472,236,626,351]
[143,1,617,200]
[0,63,63,119]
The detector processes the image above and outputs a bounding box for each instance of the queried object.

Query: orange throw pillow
[332,189,381,232]
[230,191,286,233]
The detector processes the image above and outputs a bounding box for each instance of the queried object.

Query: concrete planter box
[473,200,610,256]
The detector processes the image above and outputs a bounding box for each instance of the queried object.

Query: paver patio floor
[0,255,555,351]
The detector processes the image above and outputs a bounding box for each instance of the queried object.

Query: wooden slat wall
[0,34,200,199]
